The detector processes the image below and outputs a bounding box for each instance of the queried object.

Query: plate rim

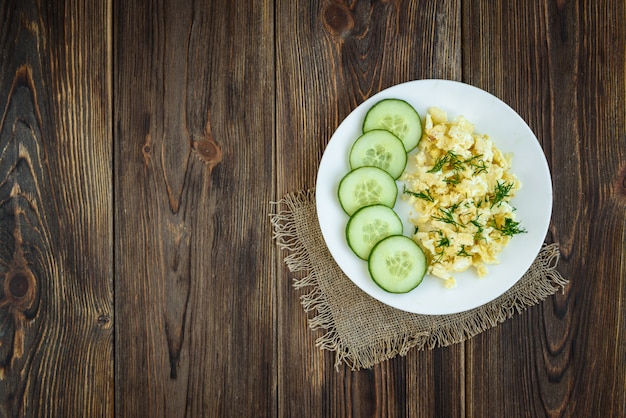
[315,79,553,315]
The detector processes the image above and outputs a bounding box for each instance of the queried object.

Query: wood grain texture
[0,0,113,416]
[0,0,623,416]
[114,0,275,416]
[275,1,465,416]
[462,1,626,416]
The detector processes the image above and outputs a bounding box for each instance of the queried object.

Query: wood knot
[192,138,222,170]
[97,314,111,329]
[8,273,29,298]
[4,269,35,305]
[322,3,354,36]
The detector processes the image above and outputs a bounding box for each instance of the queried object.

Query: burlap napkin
[271,189,568,370]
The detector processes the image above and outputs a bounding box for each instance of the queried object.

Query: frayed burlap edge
[270,189,568,370]
[415,244,567,351]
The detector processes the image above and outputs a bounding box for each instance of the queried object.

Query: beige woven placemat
[271,189,568,370]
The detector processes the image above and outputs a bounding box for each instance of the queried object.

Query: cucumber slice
[368,235,427,293]
[349,130,408,179]
[346,205,403,260]
[337,166,398,216]
[363,99,423,152]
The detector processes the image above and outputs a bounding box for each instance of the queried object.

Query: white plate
[315,79,552,315]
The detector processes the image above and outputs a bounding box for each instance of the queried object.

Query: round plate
[315,79,553,315]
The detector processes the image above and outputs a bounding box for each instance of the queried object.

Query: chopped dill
[427,151,489,182]
[493,217,527,236]
[470,216,487,242]
[427,152,451,173]
[470,218,484,233]
[431,203,463,229]
[403,185,434,202]
[428,151,464,175]
[443,174,461,185]
[432,230,450,263]
[464,154,488,175]
[435,234,450,248]
[472,160,488,175]
[491,180,514,208]
[457,245,472,257]
[449,153,465,173]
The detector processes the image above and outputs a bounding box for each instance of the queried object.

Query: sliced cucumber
[338,166,398,216]
[368,235,427,293]
[349,130,408,179]
[363,99,423,152]
[346,205,403,260]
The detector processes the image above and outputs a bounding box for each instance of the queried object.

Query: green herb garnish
[432,230,450,263]
[493,217,527,236]
[436,234,450,248]
[431,203,463,229]
[470,217,484,233]
[491,180,514,208]
[467,156,488,175]
[403,185,434,202]
[457,245,472,257]
[443,174,461,185]
[428,151,489,181]
[427,153,451,173]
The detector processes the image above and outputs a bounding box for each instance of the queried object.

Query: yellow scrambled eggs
[402,107,525,287]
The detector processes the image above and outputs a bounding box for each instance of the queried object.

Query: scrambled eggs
[401,107,525,287]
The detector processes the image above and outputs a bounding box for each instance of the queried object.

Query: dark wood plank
[463,1,626,416]
[275,1,465,416]
[0,0,620,415]
[0,0,113,416]
[114,0,276,416]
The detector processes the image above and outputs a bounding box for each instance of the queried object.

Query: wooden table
[0,1,624,416]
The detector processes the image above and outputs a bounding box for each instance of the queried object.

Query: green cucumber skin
[362,99,423,152]
[337,99,427,294]
[337,166,398,216]
[349,129,408,179]
[368,235,427,293]
[345,205,403,260]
